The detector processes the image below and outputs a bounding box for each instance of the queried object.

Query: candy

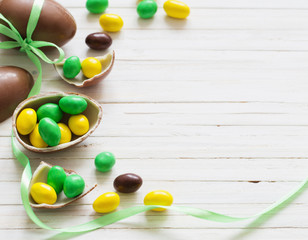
[38,117,61,147]
[58,123,72,144]
[95,152,116,172]
[113,173,143,193]
[47,166,67,194]
[163,0,190,19]
[63,56,81,79]
[86,0,108,14]
[63,174,85,198]
[16,108,37,135]
[59,96,88,115]
[30,182,57,205]
[86,32,113,50]
[93,192,120,213]
[99,14,124,32]
[0,0,76,47]
[81,57,103,79]
[37,103,63,122]
[29,124,48,148]
[68,114,90,136]
[0,66,33,123]
[144,190,173,211]
[137,0,158,19]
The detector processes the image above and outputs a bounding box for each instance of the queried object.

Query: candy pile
[92,152,173,214]
[16,95,90,148]
[30,165,85,205]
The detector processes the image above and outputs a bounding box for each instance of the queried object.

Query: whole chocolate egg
[0,0,76,47]
[0,66,34,123]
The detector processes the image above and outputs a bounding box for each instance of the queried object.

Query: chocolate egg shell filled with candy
[0,66,34,123]
[54,51,115,87]
[12,92,103,153]
[0,0,76,47]
[29,161,97,209]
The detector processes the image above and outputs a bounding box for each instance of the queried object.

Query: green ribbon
[2,0,308,235]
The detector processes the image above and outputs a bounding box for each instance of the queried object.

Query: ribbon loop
[19,39,32,52]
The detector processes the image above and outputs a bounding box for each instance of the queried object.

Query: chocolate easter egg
[0,66,33,123]
[0,0,76,47]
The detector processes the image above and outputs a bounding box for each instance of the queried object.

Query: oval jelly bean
[163,0,190,19]
[47,166,67,194]
[86,0,108,14]
[30,182,57,205]
[99,13,123,32]
[59,96,88,115]
[29,124,48,148]
[63,56,81,79]
[137,0,157,19]
[58,123,72,144]
[38,117,61,147]
[68,114,89,136]
[16,108,37,135]
[95,152,116,172]
[81,57,102,79]
[37,103,63,122]
[93,192,120,213]
[63,174,85,198]
[144,190,173,211]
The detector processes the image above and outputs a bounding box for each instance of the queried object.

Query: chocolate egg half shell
[0,66,34,123]
[0,0,76,47]
[54,51,115,87]
[29,161,97,209]
[12,92,103,153]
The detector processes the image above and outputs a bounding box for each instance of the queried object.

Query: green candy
[38,118,61,147]
[137,0,157,19]
[95,152,115,172]
[86,0,108,14]
[63,174,85,198]
[59,96,88,115]
[37,103,63,122]
[63,56,81,79]
[47,166,67,194]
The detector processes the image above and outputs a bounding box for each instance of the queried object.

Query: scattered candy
[99,13,124,32]
[86,32,112,50]
[58,123,72,144]
[163,0,190,19]
[63,174,85,198]
[86,0,108,14]
[68,114,89,136]
[59,95,88,115]
[137,0,158,19]
[37,103,63,122]
[16,108,37,135]
[95,152,116,172]
[93,192,120,213]
[63,56,81,79]
[81,57,103,78]
[38,117,61,147]
[113,173,143,193]
[29,124,48,148]
[47,166,67,194]
[30,182,57,205]
[144,190,173,211]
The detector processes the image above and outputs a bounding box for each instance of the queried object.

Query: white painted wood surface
[1,0,308,239]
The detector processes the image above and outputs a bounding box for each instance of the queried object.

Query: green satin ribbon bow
[0,0,64,97]
[2,0,308,235]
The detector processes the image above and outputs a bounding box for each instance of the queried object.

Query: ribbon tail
[26,50,42,97]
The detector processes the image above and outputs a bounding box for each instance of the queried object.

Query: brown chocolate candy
[0,0,76,47]
[0,66,34,122]
[113,173,143,193]
[85,32,112,50]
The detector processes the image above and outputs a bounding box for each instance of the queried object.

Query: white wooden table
[1,0,308,239]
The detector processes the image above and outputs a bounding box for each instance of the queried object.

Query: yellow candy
[163,0,190,19]
[30,182,57,205]
[58,123,72,144]
[99,13,124,32]
[93,192,120,213]
[144,190,173,211]
[29,124,48,148]
[81,57,102,78]
[68,114,89,136]
[16,108,37,135]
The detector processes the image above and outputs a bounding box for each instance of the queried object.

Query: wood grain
[1,0,308,239]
